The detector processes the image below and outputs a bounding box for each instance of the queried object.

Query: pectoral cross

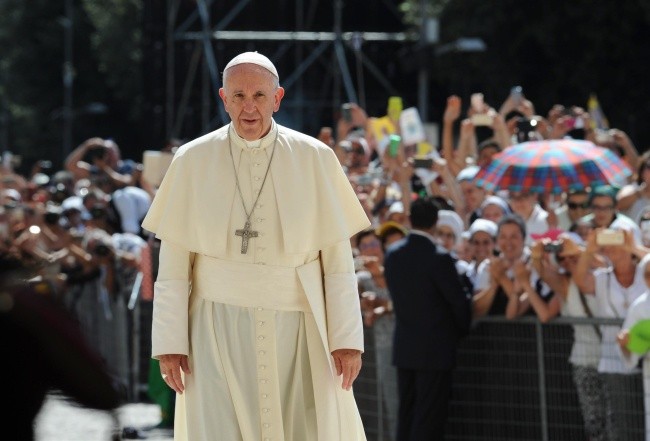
[235,220,258,254]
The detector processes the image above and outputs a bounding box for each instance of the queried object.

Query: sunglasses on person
[567,201,589,210]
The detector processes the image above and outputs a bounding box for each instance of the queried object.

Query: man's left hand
[331,348,362,391]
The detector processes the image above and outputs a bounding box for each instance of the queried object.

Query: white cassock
[619,291,650,441]
[142,121,370,441]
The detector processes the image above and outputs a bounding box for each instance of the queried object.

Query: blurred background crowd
[4,0,650,440]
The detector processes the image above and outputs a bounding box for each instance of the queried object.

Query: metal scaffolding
[164,0,419,141]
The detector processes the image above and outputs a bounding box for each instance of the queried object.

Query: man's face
[508,192,536,219]
[565,193,590,222]
[460,181,485,211]
[477,146,499,168]
[347,142,368,168]
[590,195,616,227]
[219,64,285,141]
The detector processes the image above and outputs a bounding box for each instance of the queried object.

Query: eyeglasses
[590,204,615,212]
[567,201,589,210]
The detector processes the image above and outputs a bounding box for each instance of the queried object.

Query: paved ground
[34,393,174,441]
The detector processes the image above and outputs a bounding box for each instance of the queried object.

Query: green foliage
[81,0,143,120]
[0,0,144,168]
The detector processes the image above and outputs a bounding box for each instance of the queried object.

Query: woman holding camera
[513,234,607,440]
[574,227,647,441]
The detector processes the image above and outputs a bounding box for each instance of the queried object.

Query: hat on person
[1,188,21,202]
[376,220,408,240]
[456,165,480,183]
[468,218,498,239]
[387,201,404,216]
[480,195,511,214]
[31,173,50,187]
[436,210,464,244]
[224,51,279,79]
[588,184,618,205]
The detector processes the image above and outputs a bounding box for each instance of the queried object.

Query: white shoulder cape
[142,122,370,254]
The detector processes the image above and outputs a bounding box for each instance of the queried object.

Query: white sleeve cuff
[324,272,364,353]
[151,279,190,358]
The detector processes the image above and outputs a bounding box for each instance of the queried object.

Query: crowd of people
[336,92,650,440]
[2,82,650,440]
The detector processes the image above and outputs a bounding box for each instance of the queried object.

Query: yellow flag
[587,93,609,130]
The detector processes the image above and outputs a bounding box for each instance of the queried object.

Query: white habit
[142,121,370,441]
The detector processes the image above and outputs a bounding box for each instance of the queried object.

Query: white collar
[410,229,437,245]
[229,120,278,151]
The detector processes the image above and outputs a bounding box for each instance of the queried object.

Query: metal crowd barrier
[356,315,647,441]
[61,242,160,404]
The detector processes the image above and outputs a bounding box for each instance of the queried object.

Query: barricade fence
[61,256,646,441]
[356,315,647,441]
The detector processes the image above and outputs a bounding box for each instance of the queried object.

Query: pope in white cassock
[141,51,370,441]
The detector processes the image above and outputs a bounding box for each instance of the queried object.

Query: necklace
[228,124,278,254]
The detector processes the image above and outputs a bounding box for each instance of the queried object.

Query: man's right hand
[159,353,191,394]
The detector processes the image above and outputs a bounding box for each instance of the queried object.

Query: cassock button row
[262,408,270,413]
[263,424,270,428]
[255,162,260,167]
[258,335,265,340]
[254,176,260,181]
[262,393,268,398]
[258,321,265,326]
[258,350,265,356]
[259,365,266,370]
[259,379,267,384]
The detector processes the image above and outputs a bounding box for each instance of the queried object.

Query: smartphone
[596,229,625,246]
[510,86,523,105]
[413,157,433,169]
[341,103,353,123]
[471,113,493,126]
[470,93,484,112]
[388,134,401,157]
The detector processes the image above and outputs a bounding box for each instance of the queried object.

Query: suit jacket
[384,232,472,370]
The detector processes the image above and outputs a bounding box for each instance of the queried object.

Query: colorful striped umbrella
[474,139,632,194]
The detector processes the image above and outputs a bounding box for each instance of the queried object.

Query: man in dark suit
[384,196,472,440]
